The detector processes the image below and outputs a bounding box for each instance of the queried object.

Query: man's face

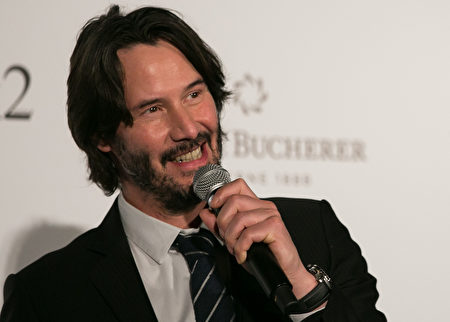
[106,41,221,213]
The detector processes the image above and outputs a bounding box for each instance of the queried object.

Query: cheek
[118,123,166,153]
[197,97,219,132]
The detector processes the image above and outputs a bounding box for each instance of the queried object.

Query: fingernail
[210,196,218,207]
[237,251,247,264]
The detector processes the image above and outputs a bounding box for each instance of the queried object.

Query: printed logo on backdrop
[233,74,267,115]
[226,74,367,188]
[0,65,32,120]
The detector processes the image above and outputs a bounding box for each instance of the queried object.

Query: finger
[210,178,257,209]
[199,208,219,235]
[232,216,282,264]
[216,195,278,234]
[222,208,279,254]
[232,215,303,273]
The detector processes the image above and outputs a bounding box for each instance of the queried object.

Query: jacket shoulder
[13,200,121,280]
[11,225,101,282]
[264,197,332,227]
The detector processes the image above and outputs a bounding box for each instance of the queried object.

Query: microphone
[193,164,299,315]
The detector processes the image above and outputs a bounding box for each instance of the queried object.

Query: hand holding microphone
[193,164,318,315]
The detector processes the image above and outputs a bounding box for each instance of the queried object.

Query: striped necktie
[174,228,236,322]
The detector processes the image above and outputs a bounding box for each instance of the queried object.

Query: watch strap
[285,264,332,315]
[296,281,330,312]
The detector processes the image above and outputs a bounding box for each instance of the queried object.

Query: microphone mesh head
[193,164,231,201]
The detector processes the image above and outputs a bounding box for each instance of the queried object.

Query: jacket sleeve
[0,274,40,322]
[304,200,386,322]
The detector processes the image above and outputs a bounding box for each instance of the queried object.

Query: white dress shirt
[118,193,320,321]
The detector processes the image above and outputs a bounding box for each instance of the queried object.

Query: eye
[189,91,200,99]
[143,105,159,114]
[183,90,203,106]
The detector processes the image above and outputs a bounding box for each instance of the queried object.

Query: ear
[97,140,112,153]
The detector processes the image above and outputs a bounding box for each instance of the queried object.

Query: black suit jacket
[1,198,386,321]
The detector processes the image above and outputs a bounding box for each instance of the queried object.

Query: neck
[120,182,205,229]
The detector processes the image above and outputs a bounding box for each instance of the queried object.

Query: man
[1,5,386,322]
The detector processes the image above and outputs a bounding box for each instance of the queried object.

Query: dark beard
[112,129,222,214]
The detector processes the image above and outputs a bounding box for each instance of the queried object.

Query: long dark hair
[67,5,230,195]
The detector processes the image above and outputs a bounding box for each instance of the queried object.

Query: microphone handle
[244,242,299,315]
[209,203,298,315]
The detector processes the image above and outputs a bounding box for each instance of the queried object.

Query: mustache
[160,132,212,165]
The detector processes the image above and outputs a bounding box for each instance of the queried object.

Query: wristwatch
[291,264,332,314]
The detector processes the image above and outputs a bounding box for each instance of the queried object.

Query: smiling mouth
[174,146,202,163]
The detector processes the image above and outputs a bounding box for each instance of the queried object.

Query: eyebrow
[131,78,206,111]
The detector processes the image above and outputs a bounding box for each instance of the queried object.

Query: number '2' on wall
[1,65,31,120]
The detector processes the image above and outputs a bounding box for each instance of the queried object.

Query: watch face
[320,273,332,289]
[307,264,332,289]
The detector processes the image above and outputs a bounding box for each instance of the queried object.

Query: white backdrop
[1,1,450,321]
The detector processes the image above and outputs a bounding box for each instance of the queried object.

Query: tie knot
[174,228,218,258]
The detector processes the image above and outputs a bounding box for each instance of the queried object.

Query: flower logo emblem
[233,74,268,115]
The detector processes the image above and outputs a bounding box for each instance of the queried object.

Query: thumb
[199,208,219,235]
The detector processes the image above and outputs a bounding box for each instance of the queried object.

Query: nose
[168,106,199,141]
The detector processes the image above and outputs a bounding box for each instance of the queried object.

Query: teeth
[174,146,202,163]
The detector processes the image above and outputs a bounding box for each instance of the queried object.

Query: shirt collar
[118,193,200,264]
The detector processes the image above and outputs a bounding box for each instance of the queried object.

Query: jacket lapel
[84,199,288,322]
[88,200,158,322]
